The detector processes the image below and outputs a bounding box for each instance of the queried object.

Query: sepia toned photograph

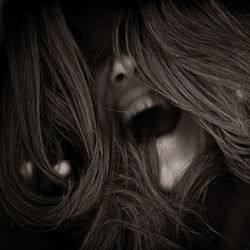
[0,0,250,249]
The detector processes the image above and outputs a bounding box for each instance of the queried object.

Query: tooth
[144,98,153,109]
[124,97,155,122]
[135,97,153,115]
[134,101,146,114]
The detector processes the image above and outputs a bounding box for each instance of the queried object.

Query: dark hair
[0,0,104,229]
[0,0,249,249]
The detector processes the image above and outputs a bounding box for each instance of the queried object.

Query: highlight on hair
[0,0,249,249]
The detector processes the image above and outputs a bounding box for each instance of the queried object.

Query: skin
[156,112,207,189]
[21,161,71,179]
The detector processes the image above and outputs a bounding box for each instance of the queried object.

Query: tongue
[127,105,181,144]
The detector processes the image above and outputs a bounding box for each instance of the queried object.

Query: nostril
[111,56,135,84]
[115,73,126,82]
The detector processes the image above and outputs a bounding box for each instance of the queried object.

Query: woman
[0,0,250,249]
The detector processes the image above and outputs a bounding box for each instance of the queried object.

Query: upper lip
[116,85,149,109]
[123,93,158,122]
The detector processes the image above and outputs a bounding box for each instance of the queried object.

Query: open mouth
[122,94,181,144]
[95,56,181,146]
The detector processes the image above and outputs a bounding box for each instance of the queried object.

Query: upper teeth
[124,97,154,122]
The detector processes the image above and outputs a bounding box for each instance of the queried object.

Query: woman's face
[68,3,210,189]
[96,55,209,188]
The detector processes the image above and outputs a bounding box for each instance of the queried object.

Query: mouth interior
[126,104,181,144]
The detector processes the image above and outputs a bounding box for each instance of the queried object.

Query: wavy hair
[0,0,250,249]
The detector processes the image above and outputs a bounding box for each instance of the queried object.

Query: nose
[110,56,136,86]
[95,55,149,122]
[106,56,149,111]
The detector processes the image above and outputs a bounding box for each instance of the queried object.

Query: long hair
[0,0,249,249]
[114,0,250,182]
[0,0,108,230]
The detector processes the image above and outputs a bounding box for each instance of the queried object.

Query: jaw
[156,112,208,189]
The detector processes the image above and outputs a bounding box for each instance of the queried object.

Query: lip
[124,95,154,122]
[112,79,150,109]
[122,91,168,123]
